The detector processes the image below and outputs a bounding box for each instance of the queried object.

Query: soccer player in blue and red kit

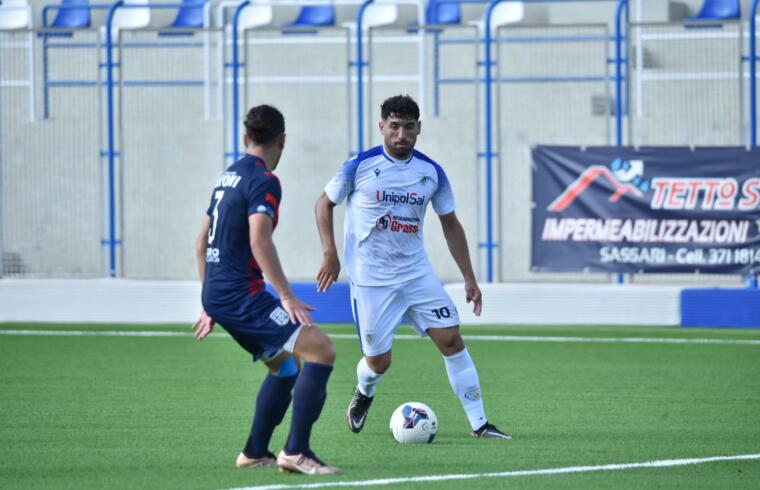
[194,105,340,475]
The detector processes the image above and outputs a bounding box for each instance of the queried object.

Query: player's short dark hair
[381,95,420,121]
[244,105,285,146]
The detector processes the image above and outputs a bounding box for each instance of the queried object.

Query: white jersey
[324,145,456,286]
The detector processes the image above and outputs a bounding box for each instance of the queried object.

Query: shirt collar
[382,146,414,166]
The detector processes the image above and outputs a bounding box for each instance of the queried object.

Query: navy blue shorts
[203,291,301,362]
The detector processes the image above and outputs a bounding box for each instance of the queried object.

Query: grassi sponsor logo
[377,190,425,206]
[377,214,420,234]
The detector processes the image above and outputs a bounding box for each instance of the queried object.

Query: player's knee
[366,354,391,374]
[313,331,336,365]
[437,333,465,356]
[321,340,336,365]
[294,327,336,365]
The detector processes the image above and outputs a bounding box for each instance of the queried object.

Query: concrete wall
[0,278,683,325]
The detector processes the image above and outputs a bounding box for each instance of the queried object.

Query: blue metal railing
[231,0,251,162]
[613,0,628,285]
[614,0,628,147]
[483,0,498,283]
[355,0,374,154]
[749,0,759,288]
[104,1,124,278]
[41,3,111,120]
[751,0,759,147]
[40,2,206,119]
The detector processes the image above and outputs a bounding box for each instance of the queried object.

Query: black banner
[531,146,760,274]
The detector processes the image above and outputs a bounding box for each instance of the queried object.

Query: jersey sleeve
[431,164,456,215]
[247,175,281,221]
[324,157,359,205]
[206,195,214,216]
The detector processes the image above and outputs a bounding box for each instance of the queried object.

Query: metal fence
[116,28,224,279]
[0,1,752,285]
[495,24,611,281]
[629,21,743,147]
[1,29,103,277]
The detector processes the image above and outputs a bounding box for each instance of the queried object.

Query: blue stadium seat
[426,0,460,25]
[50,0,91,29]
[685,0,740,22]
[160,0,206,36]
[284,5,335,29]
[167,0,206,28]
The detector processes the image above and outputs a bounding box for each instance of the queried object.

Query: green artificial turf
[1,323,759,489]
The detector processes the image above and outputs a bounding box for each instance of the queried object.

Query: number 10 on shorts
[431,307,451,320]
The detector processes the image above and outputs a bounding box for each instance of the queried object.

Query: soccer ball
[389,401,438,444]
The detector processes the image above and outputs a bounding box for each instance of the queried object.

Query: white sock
[444,347,487,431]
[356,356,384,397]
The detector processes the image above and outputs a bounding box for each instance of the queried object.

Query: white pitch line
[225,453,760,490]
[0,329,213,338]
[456,334,760,346]
[1,330,760,346]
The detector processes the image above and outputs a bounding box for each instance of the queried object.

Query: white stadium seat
[342,1,399,32]
[0,0,32,30]
[237,2,273,30]
[471,1,525,34]
[102,0,151,41]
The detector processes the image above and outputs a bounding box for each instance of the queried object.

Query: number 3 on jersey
[208,190,225,244]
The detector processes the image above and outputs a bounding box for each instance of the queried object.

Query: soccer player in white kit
[315,95,510,439]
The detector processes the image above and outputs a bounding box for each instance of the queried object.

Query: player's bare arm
[439,211,482,316]
[193,215,216,339]
[249,213,316,326]
[195,215,211,284]
[315,192,340,293]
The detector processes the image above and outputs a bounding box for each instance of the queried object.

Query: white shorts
[350,274,460,356]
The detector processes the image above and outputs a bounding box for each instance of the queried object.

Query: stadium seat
[425,0,460,25]
[50,0,91,29]
[0,0,32,29]
[342,2,399,32]
[284,5,335,28]
[166,0,206,29]
[237,3,273,30]
[685,0,740,22]
[103,0,151,41]
[470,1,524,34]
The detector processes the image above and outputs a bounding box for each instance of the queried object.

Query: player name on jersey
[215,172,242,189]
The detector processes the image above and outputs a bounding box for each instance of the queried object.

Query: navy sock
[243,371,296,458]
[284,362,333,455]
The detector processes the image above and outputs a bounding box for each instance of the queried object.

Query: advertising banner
[532,146,760,274]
